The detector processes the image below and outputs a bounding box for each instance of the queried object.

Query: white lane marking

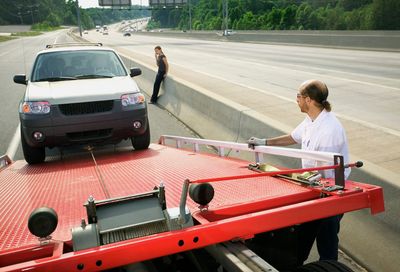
[168,48,400,91]
[252,60,400,91]
[54,36,59,44]
[0,51,10,57]
[6,124,21,160]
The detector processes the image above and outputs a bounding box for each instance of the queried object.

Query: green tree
[280,5,297,29]
[230,4,245,23]
[344,9,361,29]
[359,4,374,30]
[339,0,373,11]
[325,6,346,29]
[192,20,203,30]
[296,3,313,29]
[371,0,400,30]
[1,0,394,31]
[267,7,282,29]
[308,8,324,30]
[242,11,257,30]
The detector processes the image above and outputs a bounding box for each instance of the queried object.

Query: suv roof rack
[45,42,103,49]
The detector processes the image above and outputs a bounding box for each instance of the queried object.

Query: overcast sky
[78,0,149,9]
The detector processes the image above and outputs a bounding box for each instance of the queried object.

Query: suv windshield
[31,50,127,82]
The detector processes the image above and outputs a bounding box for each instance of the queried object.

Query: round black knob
[355,161,363,168]
[28,207,58,238]
[189,183,215,206]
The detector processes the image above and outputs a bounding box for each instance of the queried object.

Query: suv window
[31,50,127,82]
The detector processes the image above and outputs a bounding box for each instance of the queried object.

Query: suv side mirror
[130,68,142,77]
[14,74,27,85]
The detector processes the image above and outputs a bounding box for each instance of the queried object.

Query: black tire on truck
[21,129,45,164]
[131,123,150,150]
[295,260,354,272]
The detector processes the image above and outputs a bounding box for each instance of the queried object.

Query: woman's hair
[301,80,332,112]
[154,45,162,50]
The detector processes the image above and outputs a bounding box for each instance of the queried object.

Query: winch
[71,183,193,251]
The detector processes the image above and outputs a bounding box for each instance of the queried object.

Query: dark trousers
[316,214,343,261]
[297,214,343,265]
[151,71,165,102]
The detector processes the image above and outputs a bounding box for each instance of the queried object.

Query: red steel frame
[0,143,384,272]
[0,178,384,271]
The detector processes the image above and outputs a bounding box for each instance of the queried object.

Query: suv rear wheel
[21,130,45,164]
[131,124,150,150]
[295,260,353,272]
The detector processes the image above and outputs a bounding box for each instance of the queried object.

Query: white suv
[14,43,150,164]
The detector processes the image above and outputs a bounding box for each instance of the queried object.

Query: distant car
[83,30,88,34]
[13,43,150,164]
[223,29,234,36]
[123,32,131,37]
[103,30,108,35]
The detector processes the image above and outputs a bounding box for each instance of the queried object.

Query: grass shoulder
[0,36,16,42]
[11,31,42,37]
[1,26,64,42]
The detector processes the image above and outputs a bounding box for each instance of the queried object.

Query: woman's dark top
[157,54,166,73]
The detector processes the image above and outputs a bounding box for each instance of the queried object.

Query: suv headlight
[20,101,51,114]
[121,93,145,107]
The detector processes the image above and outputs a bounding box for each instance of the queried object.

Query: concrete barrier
[120,51,250,143]
[121,51,303,168]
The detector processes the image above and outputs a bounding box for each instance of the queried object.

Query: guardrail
[159,135,339,163]
[158,135,364,190]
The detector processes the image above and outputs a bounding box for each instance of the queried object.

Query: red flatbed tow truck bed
[0,136,384,272]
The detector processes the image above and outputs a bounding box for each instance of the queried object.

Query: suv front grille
[67,129,112,141]
[59,100,114,115]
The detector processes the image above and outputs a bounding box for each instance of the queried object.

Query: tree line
[1,0,398,31]
[151,0,400,30]
[0,0,149,31]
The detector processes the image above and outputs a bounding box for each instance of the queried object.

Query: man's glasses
[296,93,307,98]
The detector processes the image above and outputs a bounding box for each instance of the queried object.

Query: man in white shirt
[247,79,350,262]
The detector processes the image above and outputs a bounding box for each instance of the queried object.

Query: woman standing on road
[150,46,169,104]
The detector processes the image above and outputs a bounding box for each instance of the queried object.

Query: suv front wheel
[131,124,150,150]
[21,130,45,164]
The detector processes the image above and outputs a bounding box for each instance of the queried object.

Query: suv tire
[295,260,353,272]
[131,123,150,150]
[21,130,45,164]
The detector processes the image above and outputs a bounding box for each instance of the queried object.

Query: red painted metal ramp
[0,144,314,252]
[0,139,384,272]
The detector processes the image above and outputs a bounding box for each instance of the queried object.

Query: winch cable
[87,146,111,199]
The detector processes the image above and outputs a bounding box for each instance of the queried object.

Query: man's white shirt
[291,109,350,179]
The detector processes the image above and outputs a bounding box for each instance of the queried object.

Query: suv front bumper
[20,101,148,148]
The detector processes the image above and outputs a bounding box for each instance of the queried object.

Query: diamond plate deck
[0,144,314,252]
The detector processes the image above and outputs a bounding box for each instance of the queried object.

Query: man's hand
[247,137,267,149]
